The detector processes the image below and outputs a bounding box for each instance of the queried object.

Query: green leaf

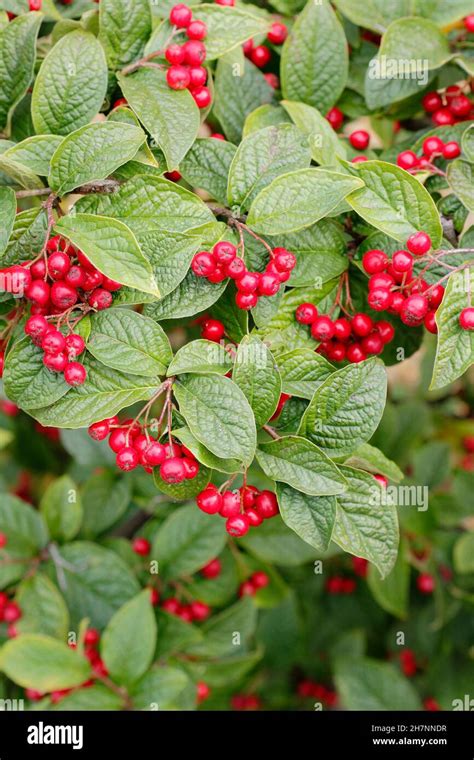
[277,348,334,399]
[256,436,348,496]
[2,207,48,267]
[228,124,311,212]
[50,684,123,711]
[101,590,157,688]
[276,483,336,552]
[213,48,273,144]
[31,30,108,136]
[0,150,43,188]
[299,359,387,457]
[233,335,281,427]
[2,134,62,176]
[447,159,474,212]
[454,533,474,574]
[77,173,214,234]
[0,634,90,692]
[152,503,227,579]
[144,269,228,320]
[273,220,348,288]
[414,0,474,26]
[345,442,404,482]
[173,427,241,474]
[87,309,172,377]
[281,0,348,114]
[98,0,151,70]
[462,125,474,163]
[136,229,201,298]
[130,666,193,710]
[346,160,443,247]
[32,356,160,429]
[167,339,232,376]
[431,266,474,390]
[282,100,347,166]
[54,213,160,297]
[174,373,257,466]
[180,138,237,205]
[243,104,291,137]
[332,466,399,577]
[0,186,15,253]
[16,574,69,639]
[334,657,422,710]
[367,542,410,618]
[80,473,131,537]
[0,494,48,588]
[187,4,268,60]
[117,68,199,171]
[246,168,363,235]
[186,597,257,658]
[47,541,140,629]
[0,12,42,133]
[333,0,410,32]
[39,475,82,542]
[240,514,319,565]
[49,122,145,195]
[3,337,69,411]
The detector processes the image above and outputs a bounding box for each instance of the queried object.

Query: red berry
[273,248,296,272]
[64,362,87,386]
[196,487,222,514]
[351,156,368,164]
[349,130,369,150]
[424,310,437,334]
[101,276,122,292]
[183,457,199,479]
[187,20,207,40]
[375,321,395,343]
[432,108,454,126]
[333,318,352,341]
[84,628,100,647]
[459,307,474,330]
[48,251,70,280]
[144,441,167,466]
[132,537,151,556]
[43,352,67,372]
[169,4,192,27]
[30,259,46,279]
[368,272,394,290]
[166,65,190,90]
[41,329,66,354]
[239,580,256,596]
[65,265,87,289]
[463,435,474,453]
[325,106,344,131]
[160,457,187,483]
[213,241,237,265]
[0,532,7,549]
[24,314,49,344]
[397,151,419,170]
[88,420,110,441]
[237,272,259,293]
[442,141,461,160]
[235,292,258,310]
[252,571,269,588]
[362,249,389,274]
[368,287,393,311]
[25,279,50,306]
[192,251,216,277]
[65,333,85,357]
[311,315,335,342]
[346,343,367,363]
[88,288,113,310]
[116,446,139,472]
[201,558,221,579]
[255,490,278,519]
[351,313,373,337]
[267,22,287,45]
[427,284,444,309]
[189,66,208,88]
[51,281,78,309]
[295,303,318,325]
[361,332,384,355]
[422,136,444,159]
[226,514,250,537]
[450,94,472,118]
[183,40,206,66]
[162,597,181,614]
[215,0,235,5]
[406,232,431,256]
[417,573,435,594]
[464,14,474,33]
[219,490,241,517]
[226,257,246,279]
[150,587,160,606]
[422,91,442,113]
[264,72,280,89]
[250,45,271,68]
[400,294,429,325]
[191,86,212,109]
[190,600,210,621]
[211,133,225,140]
[165,44,185,65]
[3,602,21,623]
[109,428,128,453]
[258,273,280,296]
[392,249,413,273]
[197,682,211,703]
[201,318,225,342]
[245,507,263,526]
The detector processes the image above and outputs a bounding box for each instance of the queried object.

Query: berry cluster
[295,303,395,364]
[24,316,87,386]
[297,679,338,707]
[165,5,211,109]
[88,417,200,482]
[242,21,288,89]
[397,136,461,172]
[325,576,357,594]
[238,570,270,596]
[161,595,211,623]
[0,592,21,639]
[422,85,473,127]
[191,241,296,310]
[400,648,418,677]
[361,233,446,334]
[231,693,262,710]
[196,484,279,537]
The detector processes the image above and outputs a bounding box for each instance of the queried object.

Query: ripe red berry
[191,86,212,109]
[362,249,389,274]
[432,108,454,126]
[201,318,225,342]
[3,602,21,623]
[201,558,221,579]
[450,94,472,118]
[116,446,139,472]
[88,420,110,441]
[396,151,419,170]
[169,4,192,27]
[65,265,86,289]
[30,259,46,279]
[368,287,393,311]
[392,249,413,273]
[239,580,256,596]
[165,44,185,65]
[245,507,263,526]
[101,276,122,292]
[43,352,67,372]
[255,490,278,519]
[333,318,352,341]
[160,456,187,483]
[192,251,216,277]
[464,14,474,32]
[369,272,394,290]
[235,292,258,310]
[132,537,151,556]
[295,303,318,325]
[325,106,344,130]
[311,315,335,342]
[196,487,222,514]
[51,281,78,309]
[459,307,474,330]
[88,288,113,311]
[187,20,207,40]
[0,532,7,549]
[258,273,280,296]
[349,130,370,150]
[361,332,384,355]
[237,272,260,293]
[64,362,87,387]
[219,490,241,518]
[190,600,210,621]
[226,513,250,537]
[427,284,444,309]
[149,587,160,606]
[406,231,431,256]
[25,279,50,306]
[375,321,395,343]
[183,457,199,479]
[422,136,444,159]
[189,66,208,87]
[424,310,437,334]
[197,682,211,703]
[273,248,296,272]
[48,251,71,280]
[226,257,246,279]
[351,313,373,337]
[183,40,206,66]
[250,45,271,68]
[211,133,225,140]
[162,597,181,615]
[422,91,442,113]
[41,329,66,355]
[65,333,85,357]
[442,141,461,160]
[143,441,166,466]
[346,343,367,363]
[252,571,269,588]
[213,241,237,265]
[401,294,429,325]
[463,435,474,453]
[417,573,435,594]
[166,64,191,90]
[24,314,49,344]
[267,21,287,45]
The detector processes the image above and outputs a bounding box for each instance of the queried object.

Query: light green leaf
[414,0,474,26]
[333,0,410,32]
[454,533,474,574]
[144,270,227,320]
[0,634,90,692]
[54,213,160,297]
[281,0,348,114]
[367,541,410,618]
[272,220,348,287]
[167,339,232,376]
[277,348,334,399]
[233,335,281,427]
[130,666,193,710]
[99,0,151,70]
[2,134,62,176]
[247,168,363,235]
[243,104,291,137]
[447,159,474,212]
[180,138,237,205]
[3,337,69,411]
[40,475,82,542]
[0,186,15,253]
[136,229,201,298]
[462,125,474,163]
[31,30,108,135]
[0,150,44,188]
[173,427,241,474]
[2,207,48,267]
[0,12,42,133]
[117,68,199,171]
[276,483,336,552]
[335,657,421,710]
[0,494,48,587]
[174,373,257,466]
[80,473,131,537]
[345,442,404,482]
[16,574,69,639]
[282,100,347,166]
[240,514,319,565]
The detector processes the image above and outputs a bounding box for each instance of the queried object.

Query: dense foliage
[0,0,473,712]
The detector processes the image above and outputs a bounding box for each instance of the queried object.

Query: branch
[15,179,122,200]
[263,424,280,440]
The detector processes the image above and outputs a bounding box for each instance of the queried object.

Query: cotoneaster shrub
[0,0,472,711]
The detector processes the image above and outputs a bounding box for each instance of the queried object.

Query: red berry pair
[397,137,461,172]
[422,86,473,126]
[196,484,279,537]
[239,570,270,596]
[161,596,211,623]
[297,679,338,706]
[325,576,357,594]
[166,5,211,108]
